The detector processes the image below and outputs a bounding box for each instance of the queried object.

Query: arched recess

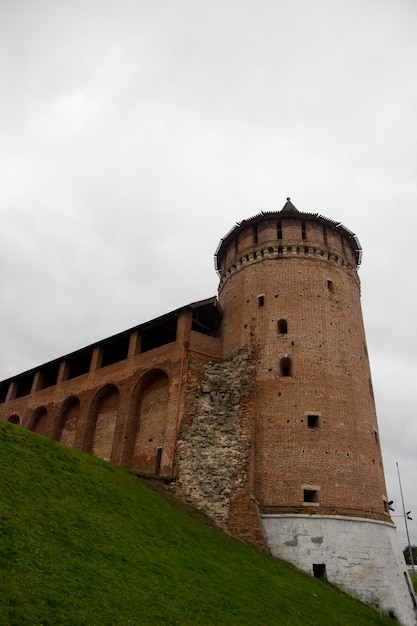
[54,396,81,447]
[7,414,20,425]
[125,369,169,474]
[86,384,120,462]
[28,406,48,436]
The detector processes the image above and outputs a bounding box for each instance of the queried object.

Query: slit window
[258,295,265,308]
[253,226,258,244]
[278,319,288,334]
[301,221,306,240]
[155,447,163,476]
[327,279,334,292]
[277,221,282,240]
[280,357,292,376]
[307,414,319,428]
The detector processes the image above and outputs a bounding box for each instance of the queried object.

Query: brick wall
[216,213,388,521]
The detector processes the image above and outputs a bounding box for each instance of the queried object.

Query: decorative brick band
[219,243,358,291]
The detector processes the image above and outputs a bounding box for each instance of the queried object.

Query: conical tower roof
[280,197,299,214]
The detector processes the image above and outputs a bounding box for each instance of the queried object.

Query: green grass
[0,420,395,625]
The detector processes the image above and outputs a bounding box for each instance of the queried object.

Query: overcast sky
[1,0,416,549]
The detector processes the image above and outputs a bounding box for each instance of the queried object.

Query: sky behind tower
[1,0,416,548]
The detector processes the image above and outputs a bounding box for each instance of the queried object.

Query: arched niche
[126,369,169,475]
[7,414,20,425]
[54,396,81,447]
[86,384,120,462]
[28,406,48,436]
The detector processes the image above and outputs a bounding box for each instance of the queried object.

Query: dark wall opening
[101,335,130,367]
[0,383,9,404]
[66,350,93,380]
[141,319,178,353]
[313,563,326,580]
[39,362,61,389]
[15,374,34,398]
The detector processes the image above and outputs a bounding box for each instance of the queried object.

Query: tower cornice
[214,199,362,273]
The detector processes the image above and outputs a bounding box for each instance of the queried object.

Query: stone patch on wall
[174,355,249,525]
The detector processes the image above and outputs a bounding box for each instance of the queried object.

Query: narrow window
[323,226,328,245]
[313,564,327,580]
[304,488,319,504]
[278,319,288,334]
[155,447,163,476]
[258,294,265,307]
[280,357,292,376]
[327,279,334,292]
[253,226,258,244]
[307,414,319,428]
[301,221,306,240]
[277,221,282,240]
[373,429,379,445]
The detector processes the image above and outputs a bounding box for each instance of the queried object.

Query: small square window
[313,564,326,580]
[308,415,319,428]
[303,486,320,506]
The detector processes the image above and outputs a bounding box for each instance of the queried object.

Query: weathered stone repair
[175,355,249,525]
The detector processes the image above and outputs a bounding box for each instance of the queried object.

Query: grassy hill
[0,420,395,625]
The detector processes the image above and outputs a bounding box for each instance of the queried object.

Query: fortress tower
[214,199,416,624]
[0,199,415,623]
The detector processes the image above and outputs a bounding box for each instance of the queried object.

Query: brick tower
[214,199,416,625]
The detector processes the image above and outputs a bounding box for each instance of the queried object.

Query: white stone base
[261,514,417,626]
